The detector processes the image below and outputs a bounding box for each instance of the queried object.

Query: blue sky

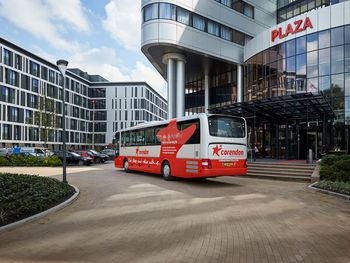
[0,0,166,97]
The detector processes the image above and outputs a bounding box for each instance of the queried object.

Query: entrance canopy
[209,92,335,124]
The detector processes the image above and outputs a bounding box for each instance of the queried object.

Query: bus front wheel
[162,161,175,181]
[124,159,130,173]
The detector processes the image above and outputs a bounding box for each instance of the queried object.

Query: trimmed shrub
[0,156,10,166]
[320,155,350,183]
[42,156,62,167]
[8,154,26,166]
[25,156,42,166]
[0,173,75,226]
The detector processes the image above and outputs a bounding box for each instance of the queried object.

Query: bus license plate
[223,162,233,167]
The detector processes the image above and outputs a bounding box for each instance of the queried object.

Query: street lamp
[56,59,68,183]
[91,99,96,150]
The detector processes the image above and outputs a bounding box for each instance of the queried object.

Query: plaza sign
[271,17,313,42]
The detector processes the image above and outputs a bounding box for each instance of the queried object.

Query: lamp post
[91,99,96,149]
[56,59,68,183]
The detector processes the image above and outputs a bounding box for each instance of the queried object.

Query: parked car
[100,149,116,160]
[16,152,45,160]
[0,148,13,157]
[81,150,108,163]
[53,151,92,166]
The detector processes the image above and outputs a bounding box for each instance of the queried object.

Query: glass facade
[185,68,238,115]
[244,24,350,156]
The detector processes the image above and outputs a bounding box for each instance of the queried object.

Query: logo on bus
[212,145,244,157]
[136,147,149,155]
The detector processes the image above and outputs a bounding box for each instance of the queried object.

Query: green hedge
[314,180,350,196]
[0,155,62,167]
[320,155,350,183]
[0,173,75,226]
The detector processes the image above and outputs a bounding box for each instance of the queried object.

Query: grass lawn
[0,173,75,227]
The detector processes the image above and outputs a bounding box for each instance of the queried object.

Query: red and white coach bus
[114,114,247,180]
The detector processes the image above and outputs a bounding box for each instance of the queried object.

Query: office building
[141,0,350,158]
[0,38,167,149]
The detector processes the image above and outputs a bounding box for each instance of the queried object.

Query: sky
[0,0,167,97]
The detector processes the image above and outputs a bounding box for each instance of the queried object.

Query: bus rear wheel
[162,161,175,181]
[123,159,130,172]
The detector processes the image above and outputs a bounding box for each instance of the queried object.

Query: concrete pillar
[176,59,186,117]
[204,74,210,114]
[162,53,186,119]
[167,58,176,119]
[237,64,243,103]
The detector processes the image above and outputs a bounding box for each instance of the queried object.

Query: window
[5,69,18,87]
[30,61,40,77]
[345,44,350,73]
[319,48,330,76]
[220,25,232,41]
[177,7,190,25]
[296,53,306,76]
[331,46,344,74]
[159,3,176,20]
[208,116,245,138]
[3,49,12,66]
[331,27,344,47]
[177,119,200,144]
[296,36,306,55]
[144,3,158,21]
[307,78,318,93]
[221,0,232,8]
[32,78,39,93]
[307,51,318,77]
[307,33,318,52]
[286,39,295,57]
[318,30,330,49]
[208,21,220,37]
[319,75,331,92]
[244,3,254,18]
[193,14,205,31]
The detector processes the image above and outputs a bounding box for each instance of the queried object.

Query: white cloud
[0,0,89,51]
[102,0,141,51]
[69,47,166,97]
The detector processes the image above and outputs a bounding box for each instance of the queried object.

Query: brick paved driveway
[0,163,349,263]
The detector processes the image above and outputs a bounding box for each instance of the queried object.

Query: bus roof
[116,113,245,133]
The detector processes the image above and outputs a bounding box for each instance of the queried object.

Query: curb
[0,184,80,234]
[308,182,350,201]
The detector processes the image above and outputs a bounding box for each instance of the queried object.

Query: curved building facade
[141,0,350,159]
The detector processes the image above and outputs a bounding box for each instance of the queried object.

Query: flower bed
[0,173,75,226]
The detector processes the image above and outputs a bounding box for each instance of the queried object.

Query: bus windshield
[208,116,245,138]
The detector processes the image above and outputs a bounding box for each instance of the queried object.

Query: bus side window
[154,125,164,145]
[136,130,145,146]
[180,119,200,144]
[145,128,155,145]
[130,131,136,146]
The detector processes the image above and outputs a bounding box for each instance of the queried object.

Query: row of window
[277,0,348,23]
[119,119,200,147]
[142,3,250,46]
[0,124,105,144]
[214,0,254,19]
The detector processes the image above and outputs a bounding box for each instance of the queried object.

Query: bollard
[308,149,313,164]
